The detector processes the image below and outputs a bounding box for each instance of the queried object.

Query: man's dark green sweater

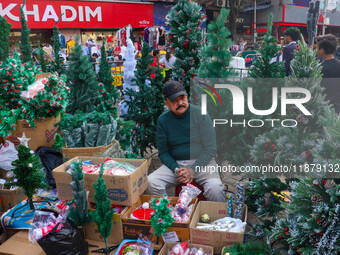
[156,104,217,172]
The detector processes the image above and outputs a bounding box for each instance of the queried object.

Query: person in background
[159,49,176,82]
[317,34,340,113]
[90,53,99,74]
[282,27,300,76]
[239,38,247,51]
[151,49,160,67]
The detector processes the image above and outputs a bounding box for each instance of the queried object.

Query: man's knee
[203,179,226,202]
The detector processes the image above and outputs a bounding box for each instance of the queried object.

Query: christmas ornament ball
[201,213,210,223]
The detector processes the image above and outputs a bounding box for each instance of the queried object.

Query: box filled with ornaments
[158,242,214,255]
[189,201,248,253]
[52,156,148,206]
[122,191,198,243]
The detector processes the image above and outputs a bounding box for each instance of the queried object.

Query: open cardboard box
[7,115,60,151]
[122,195,197,243]
[158,242,214,255]
[189,201,247,253]
[86,203,127,245]
[52,157,148,206]
[0,187,26,211]
[62,140,117,159]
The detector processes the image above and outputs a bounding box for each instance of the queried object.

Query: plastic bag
[114,235,153,255]
[35,146,63,188]
[0,141,18,170]
[175,184,201,217]
[61,130,74,148]
[108,117,118,144]
[96,124,111,146]
[103,159,136,173]
[71,127,83,148]
[84,123,99,147]
[30,210,88,255]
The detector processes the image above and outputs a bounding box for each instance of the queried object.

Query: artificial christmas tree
[198,8,233,78]
[89,164,115,255]
[19,0,32,63]
[123,38,164,157]
[167,0,205,94]
[10,143,48,210]
[53,133,65,149]
[119,25,137,117]
[249,13,285,79]
[0,16,11,61]
[38,43,47,73]
[66,35,100,114]
[150,196,175,249]
[67,160,91,239]
[50,15,66,76]
[248,38,340,252]
[98,41,118,100]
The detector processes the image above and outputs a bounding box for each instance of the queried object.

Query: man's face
[164,95,189,115]
[316,45,325,59]
[284,35,291,44]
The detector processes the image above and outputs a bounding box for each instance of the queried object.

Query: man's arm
[190,114,217,171]
[157,119,179,171]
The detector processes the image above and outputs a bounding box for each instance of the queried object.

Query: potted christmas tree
[89,164,115,254]
[150,196,175,250]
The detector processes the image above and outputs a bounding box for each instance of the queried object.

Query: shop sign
[0,0,153,29]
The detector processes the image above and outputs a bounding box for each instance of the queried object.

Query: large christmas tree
[167,0,205,94]
[11,144,48,210]
[0,16,11,61]
[66,35,100,114]
[198,8,233,78]
[123,39,164,157]
[19,0,32,63]
[246,38,334,247]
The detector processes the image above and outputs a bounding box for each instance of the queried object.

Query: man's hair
[92,53,98,58]
[153,49,159,57]
[284,27,300,41]
[317,34,337,55]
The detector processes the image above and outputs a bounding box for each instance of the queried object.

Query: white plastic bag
[0,141,18,170]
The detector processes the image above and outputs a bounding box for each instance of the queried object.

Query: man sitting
[146,81,226,202]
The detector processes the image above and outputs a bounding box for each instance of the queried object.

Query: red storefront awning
[0,0,154,29]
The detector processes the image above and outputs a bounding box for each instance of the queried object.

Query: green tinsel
[19,0,32,63]
[0,15,11,61]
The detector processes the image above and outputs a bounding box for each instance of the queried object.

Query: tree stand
[91,238,118,255]
[151,236,163,251]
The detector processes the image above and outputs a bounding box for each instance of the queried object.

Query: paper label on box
[162,231,179,242]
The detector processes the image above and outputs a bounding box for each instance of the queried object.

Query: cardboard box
[53,157,148,206]
[122,195,197,243]
[0,230,118,255]
[86,203,127,245]
[189,201,247,253]
[0,187,26,211]
[158,242,214,255]
[62,141,117,159]
[8,115,61,151]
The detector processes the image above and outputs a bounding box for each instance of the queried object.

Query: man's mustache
[176,105,186,110]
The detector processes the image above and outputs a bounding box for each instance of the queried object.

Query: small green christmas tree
[167,0,205,94]
[123,39,164,157]
[0,15,11,61]
[19,0,32,63]
[51,15,66,76]
[67,160,91,238]
[66,34,100,114]
[198,8,233,78]
[38,42,47,73]
[89,164,114,255]
[53,133,65,149]
[11,144,48,210]
[150,196,175,245]
[98,41,119,101]
[222,241,273,255]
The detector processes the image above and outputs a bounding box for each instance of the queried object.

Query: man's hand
[177,167,195,184]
